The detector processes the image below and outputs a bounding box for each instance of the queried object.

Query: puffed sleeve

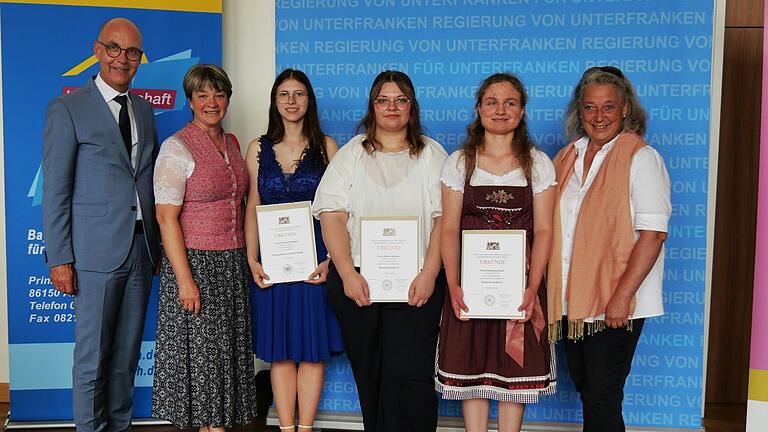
[312,142,356,218]
[426,139,449,219]
[530,148,557,194]
[440,150,467,193]
[153,136,194,206]
[630,146,671,232]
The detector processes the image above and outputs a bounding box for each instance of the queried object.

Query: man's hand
[50,264,76,295]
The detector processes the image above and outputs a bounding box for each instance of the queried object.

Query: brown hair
[264,68,329,166]
[182,64,232,99]
[459,73,536,181]
[356,70,425,156]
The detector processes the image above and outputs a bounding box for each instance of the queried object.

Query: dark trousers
[564,318,645,432]
[72,232,153,432]
[326,263,445,432]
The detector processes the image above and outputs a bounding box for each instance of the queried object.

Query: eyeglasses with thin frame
[98,41,143,61]
[373,96,410,111]
[276,90,307,104]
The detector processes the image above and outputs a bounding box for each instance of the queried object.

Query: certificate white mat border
[359,216,420,303]
[255,200,318,283]
[460,229,527,319]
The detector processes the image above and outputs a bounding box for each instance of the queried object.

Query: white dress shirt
[560,135,671,320]
[94,73,143,221]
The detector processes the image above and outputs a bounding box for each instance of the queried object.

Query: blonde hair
[563,67,647,140]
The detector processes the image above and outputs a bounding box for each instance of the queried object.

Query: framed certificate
[256,201,318,284]
[360,216,420,302]
[460,230,526,319]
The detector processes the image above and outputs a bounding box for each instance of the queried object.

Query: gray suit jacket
[42,77,161,272]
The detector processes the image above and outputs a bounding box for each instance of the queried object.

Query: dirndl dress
[435,179,557,402]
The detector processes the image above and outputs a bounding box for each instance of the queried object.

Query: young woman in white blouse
[435,73,557,432]
[312,70,448,432]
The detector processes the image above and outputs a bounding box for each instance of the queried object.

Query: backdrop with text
[275,0,713,428]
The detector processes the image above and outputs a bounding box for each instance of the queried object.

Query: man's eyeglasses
[373,96,410,111]
[277,90,307,104]
[98,41,143,61]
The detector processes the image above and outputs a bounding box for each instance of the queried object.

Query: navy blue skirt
[251,279,344,363]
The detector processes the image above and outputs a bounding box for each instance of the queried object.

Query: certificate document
[256,201,318,284]
[360,217,419,302]
[461,230,526,319]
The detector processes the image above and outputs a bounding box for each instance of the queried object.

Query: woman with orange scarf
[548,67,671,432]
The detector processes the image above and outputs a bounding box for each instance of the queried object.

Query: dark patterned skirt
[152,248,257,428]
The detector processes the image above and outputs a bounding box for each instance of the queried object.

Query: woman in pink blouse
[150,64,256,431]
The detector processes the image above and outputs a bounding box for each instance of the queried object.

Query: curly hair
[459,73,536,181]
[563,66,647,141]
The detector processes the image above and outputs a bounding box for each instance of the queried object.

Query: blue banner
[2,2,221,421]
[276,1,712,428]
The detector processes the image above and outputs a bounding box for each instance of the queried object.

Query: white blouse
[440,148,556,193]
[560,135,671,321]
[312,134,448,268]
[153,135,230,205]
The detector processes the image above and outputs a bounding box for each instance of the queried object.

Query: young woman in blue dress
[244,69,342,432]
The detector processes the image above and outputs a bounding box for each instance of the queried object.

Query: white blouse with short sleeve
[440,147,557,193]
[154,136,195,205]
[153,135,233,205]
[312,134,448,268]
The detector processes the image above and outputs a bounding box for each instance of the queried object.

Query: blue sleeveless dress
[251,137,344,362]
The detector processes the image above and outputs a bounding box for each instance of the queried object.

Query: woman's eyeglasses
[276,90,307,104]
[373,96,410,111]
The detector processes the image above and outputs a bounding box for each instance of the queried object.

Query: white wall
[222,0,275,152]
[0,1,276,386]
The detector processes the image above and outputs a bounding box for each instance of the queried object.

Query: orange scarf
[547,133,645,341]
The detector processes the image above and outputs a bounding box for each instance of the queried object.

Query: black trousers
[326,263,445,432]
[563,318,645,432]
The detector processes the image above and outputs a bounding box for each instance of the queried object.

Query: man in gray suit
[42,17,160,431]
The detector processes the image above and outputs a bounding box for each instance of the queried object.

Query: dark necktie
[114,95,132,157]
